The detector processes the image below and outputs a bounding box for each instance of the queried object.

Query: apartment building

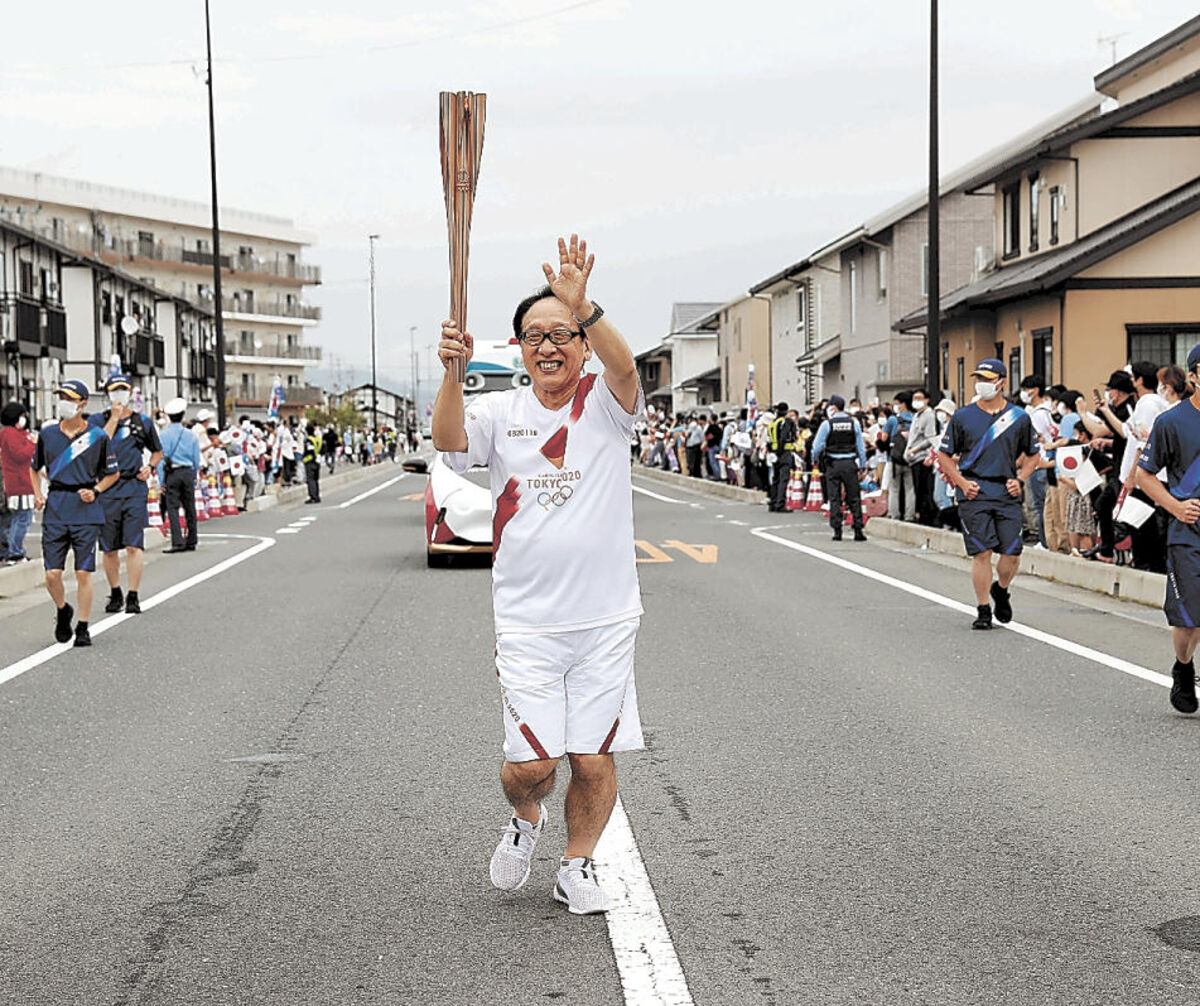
[1,215,215,421]
[330,383,412,430]
[897,14,1200,403]
[716,294,772,408]
[0,167,322,419]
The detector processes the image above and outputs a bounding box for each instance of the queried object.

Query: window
[1031,328,1053,383]
[735,317,742,353]
[849,261,857,333]
[40,269,52,301]
[1127,325,1200,367]
[1008,347,1022,395]
[1002,183,1020,259]
[138,230,154,257]
[240,373,254,396]
[51,217,64,242]
[1028,173,1040,253]
[877,247,888,298]
[920,243,929,297]
[941,343,949,391]
[797,285,807,331]
[19,259,33,295]
[1049,186,1060,245]
[956,357,965,408]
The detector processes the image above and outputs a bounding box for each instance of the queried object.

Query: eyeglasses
[518,328,583,347]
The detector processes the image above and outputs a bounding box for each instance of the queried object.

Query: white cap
[196,408,214,422]
[165,397,187,415]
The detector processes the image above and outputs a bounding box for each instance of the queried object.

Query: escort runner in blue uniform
[936,358,1039,630]
[1136,342,1200,714]
[89,373,163,615]
[31,380,120,647]
[812,394,867,541]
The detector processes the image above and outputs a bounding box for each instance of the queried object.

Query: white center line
[595,795,694,1005]
[750,528,1171,690]
[0,534,275,688]
[338,473,407,509]
[631,484,687,504]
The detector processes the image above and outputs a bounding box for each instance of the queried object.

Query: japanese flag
[1056,445,1083,479]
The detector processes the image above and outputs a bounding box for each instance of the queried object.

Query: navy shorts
[42,521,100,572]
[958,497,1024,557]
[1165,544,1200,628]
[99,491,147,552]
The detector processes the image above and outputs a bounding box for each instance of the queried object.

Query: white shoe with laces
[553,856,611,915]
[489,803,547,891]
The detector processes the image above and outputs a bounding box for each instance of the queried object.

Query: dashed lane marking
[0,534,276,688]
[595,795,695,1005]
[338,474,407,509]
[750,528,1172,690]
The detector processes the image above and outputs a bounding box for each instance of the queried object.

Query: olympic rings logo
[536,485,574,509]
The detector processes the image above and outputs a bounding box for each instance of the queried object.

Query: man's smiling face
[519,297,590,400]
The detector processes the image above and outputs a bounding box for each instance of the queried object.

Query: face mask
[16,415,27,429]
[1019,390,1032,404]
[108,390,131,408]
[912,399,926,411]
[848,406,860,415]
[975,381,1001,401]
[56,399,80,421]
[826,407,837,419]
[1158,385,1169,398]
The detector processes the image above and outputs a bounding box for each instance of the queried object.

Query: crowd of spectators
[633,357,1183,574]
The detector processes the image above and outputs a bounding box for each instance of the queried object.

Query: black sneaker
[125,592,141,615]
[972,604,993,630]
[73,622,91,647]
[54,602,74,643]
[105,588,124,613]
[1170,660,1198,714]
[990,582,1013,624]
[853,528,867,542]
[831,530,843,541]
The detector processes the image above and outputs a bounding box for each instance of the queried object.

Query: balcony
[220,294,321,322]
[233,383,325,407]
[44,304,67,360]
[224,341,322,362]
[0,295,66,359]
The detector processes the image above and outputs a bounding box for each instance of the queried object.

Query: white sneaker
[489,803,547,891]
[552,856,611,915]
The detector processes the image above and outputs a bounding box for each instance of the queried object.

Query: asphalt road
[1,462,1198,1005]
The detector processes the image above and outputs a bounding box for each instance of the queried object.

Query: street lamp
[368,234,379,431]
[926,0,941,399]
[204,0,227,425]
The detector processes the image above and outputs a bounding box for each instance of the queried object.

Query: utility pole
[204,0,227,425]
[926,0,941,399]
[369,234,379,431]
[409,324,418,430]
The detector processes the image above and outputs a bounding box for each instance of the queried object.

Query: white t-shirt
[447,374,645,635]
[1120,391,1169,482]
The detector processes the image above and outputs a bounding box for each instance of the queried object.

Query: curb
[635,464,768,505]
[866,517,1165,607]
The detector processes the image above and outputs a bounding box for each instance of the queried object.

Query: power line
[3,0,604,75]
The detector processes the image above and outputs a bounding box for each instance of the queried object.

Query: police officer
[302,421,322,504]
[812,394,867,541]
[91,374,163,614]
[158,397,202,553]
[767,402,799,513]
[31,380,120,646]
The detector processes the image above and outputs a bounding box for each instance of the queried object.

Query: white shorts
[495,617,643,762]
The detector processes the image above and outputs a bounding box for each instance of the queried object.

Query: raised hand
[542,234,594,316]
[438,319,474,373]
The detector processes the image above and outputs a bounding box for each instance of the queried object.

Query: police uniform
[767,413,799,512]
[158,399,202,551]
[89,379,162,558]
[813,405,867,539]
[302,426,321,503]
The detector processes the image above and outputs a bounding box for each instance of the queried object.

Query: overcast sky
[2,1,1196,400]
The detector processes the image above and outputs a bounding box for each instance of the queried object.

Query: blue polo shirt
[940,402,1037,502]
[33,422,117,524]
[88,411,162,500]
[1140,399,1200,545]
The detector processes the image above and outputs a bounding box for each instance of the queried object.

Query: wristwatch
[574,302,604,329]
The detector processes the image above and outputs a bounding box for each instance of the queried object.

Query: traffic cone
[803,468,824,512]
[221,474,238,516]
[193,482,210,522]
[206,475,223,519]
[147,477,167,536]
[786,467,805,511]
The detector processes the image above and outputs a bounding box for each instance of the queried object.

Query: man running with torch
[432,235,645,915]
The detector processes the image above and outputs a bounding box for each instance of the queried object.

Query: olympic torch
[439,90,487,384]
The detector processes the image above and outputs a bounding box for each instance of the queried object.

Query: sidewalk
[0,459,411,600]
[631,463,1166,608]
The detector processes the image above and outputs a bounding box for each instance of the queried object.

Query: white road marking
[750,528,1172,689]
[338,473,407,509]
[631,484,687,505]
[726,520,748,526]
[276,528,300,534]
[0,534,275,688]
[287,522,308,528]
[595,795,694,1005]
